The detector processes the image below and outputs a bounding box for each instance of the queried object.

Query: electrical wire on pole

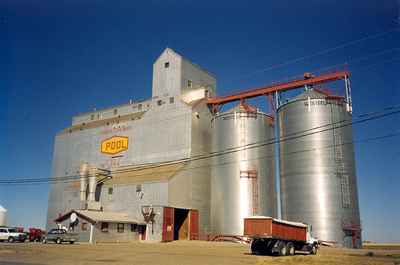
[228,27,399,82]
[4,130,400,187]
[1,104,400,185]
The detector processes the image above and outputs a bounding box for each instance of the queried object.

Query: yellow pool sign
[101,136,129,155]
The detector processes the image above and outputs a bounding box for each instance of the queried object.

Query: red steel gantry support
[207,70,350,113]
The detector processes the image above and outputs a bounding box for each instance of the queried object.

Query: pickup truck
[28,228,45,242]
[0,227,27,243]
[42,228,78,244]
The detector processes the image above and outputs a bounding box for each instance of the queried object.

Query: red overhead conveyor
[207,70,351,113]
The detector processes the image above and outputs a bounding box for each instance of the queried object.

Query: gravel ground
[0,241,399,265]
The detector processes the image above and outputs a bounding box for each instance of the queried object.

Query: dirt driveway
[0,241,399,265]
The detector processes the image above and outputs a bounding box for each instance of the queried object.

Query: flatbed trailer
[244,216,318,256]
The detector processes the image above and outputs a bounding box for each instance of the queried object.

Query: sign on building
[101,136,129,155]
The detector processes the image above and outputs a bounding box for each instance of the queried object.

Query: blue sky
[1,0,399,242]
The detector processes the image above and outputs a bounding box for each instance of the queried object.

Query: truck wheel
[56,238,62,244]
[310,245,317,255]
[251,239,264,255]
[8,237,15,243]
[278,241,287,256]
[286,242,295,256]
[69,241,74,244]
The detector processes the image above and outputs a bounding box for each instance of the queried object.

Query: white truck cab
[306,224,318,245]
[0,227,27,242]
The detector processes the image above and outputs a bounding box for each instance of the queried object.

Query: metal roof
[291,89,327,101]
[58,111,145,135]
[55,210,146,225]
[156,47,217,79]
[108,162,186,185]
[278,88,345,109]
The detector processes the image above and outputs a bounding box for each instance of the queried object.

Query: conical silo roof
[291,89,327,101]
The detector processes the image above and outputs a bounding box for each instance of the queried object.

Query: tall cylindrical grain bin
[0,205,7,226]
[211,103,276,236]
[278,89,361,248]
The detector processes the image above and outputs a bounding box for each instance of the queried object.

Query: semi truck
[244,216,319,256]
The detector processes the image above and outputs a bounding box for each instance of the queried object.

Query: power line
[108,105,400,173]
[218,46,400,99]
[103,106,400,174]
[309,47,400,74]
[3,129,400,186]
[229,28,398,81]
[125,103,400,167]
[2,104,400,185]
[354,56,400,71]
[3,105,400,183]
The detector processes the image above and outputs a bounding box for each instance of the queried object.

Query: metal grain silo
[0,205,7,226]
[278,89,361,248]
[211,103,276,236]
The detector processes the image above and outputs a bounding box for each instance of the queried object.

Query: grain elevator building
[46,48,360,248]
[47,48,217,242]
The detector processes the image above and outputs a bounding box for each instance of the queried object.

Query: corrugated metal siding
[271,221,306,241]
[47,103,191,229]
[181,57,216,96]
[244,218,307,242]
[101,182,168,222]
[278,91,361,248]
[168,102,213,235]
[47,48,216,239]
[152,48,182,97]
[94,223,140,243]
[72,100,151,126]
[211,109,276,236]
[243,218,272,237]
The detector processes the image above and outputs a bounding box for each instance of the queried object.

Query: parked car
[0,227,27,243]
[42,229,78,244]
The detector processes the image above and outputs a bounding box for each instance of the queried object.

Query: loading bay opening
[174,208,189,240]
[162,207,199,242]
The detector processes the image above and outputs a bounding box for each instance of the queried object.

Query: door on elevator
[162,207,174,242]
[189,209,199,240]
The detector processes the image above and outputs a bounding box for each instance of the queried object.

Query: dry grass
[0,241,399,265]
[255,247,400,265]
[363,243,400,250]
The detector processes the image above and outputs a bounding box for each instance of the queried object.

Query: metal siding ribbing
[47,104,192,230]
[278,90,361,248]
[47,48,217,238]
[211,107,276,235]
[168,102,213,235]
[181,58,216,96]
[152,48,182,97]
[101,182,168,222]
